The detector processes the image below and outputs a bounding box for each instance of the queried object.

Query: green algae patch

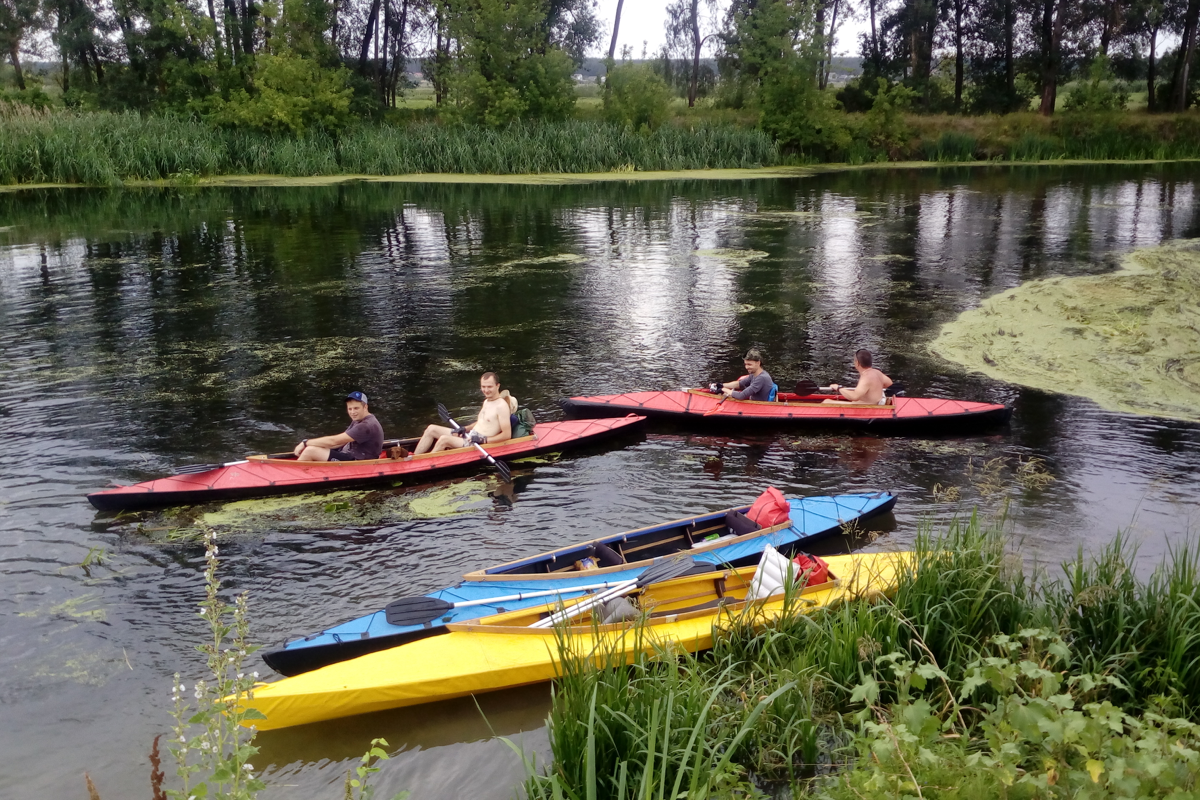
[694,249,770,268]
[407,480,492,518]
[124,477,500,536]
[931,239,1200,422]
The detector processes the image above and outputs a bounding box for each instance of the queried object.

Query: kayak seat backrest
[725,510,761,536]
[591,542,625,567]
[768,383,779,402]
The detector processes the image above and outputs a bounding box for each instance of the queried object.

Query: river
[1,163,1198,799]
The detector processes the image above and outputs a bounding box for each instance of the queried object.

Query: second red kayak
[560,390,1010,432]
[88,416,645,511]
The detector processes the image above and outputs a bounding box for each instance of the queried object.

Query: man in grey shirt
[293,391,386,461]
[719,349,775,402]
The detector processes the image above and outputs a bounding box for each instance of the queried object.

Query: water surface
[2,163,1199,798]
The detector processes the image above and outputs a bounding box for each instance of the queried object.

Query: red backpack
[792,553,831,586]
[746,487,790,527]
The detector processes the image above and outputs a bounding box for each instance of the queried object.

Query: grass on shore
[2,105,1199,187]
[521,515,1200,798]
[0,112,779,185]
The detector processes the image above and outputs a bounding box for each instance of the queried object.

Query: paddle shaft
[530,579,637,628]
[530,557,700,628]
[173,438,415,474]
[437,404,512,481]
[447,580,638,610]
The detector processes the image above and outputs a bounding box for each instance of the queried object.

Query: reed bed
[4,108,1197,186]
[0,112,780,184]
[523,516,1200,798]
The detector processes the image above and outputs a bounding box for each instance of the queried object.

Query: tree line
[0,0,1197,134]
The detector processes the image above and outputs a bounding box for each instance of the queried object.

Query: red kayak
[559,389,1010,433]
[88,416,645,512]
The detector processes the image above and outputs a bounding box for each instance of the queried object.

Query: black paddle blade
[636,556,702,588]
[793,379,820,396]
[492,458,512,483]
[173,463,223,475]
[437,403,465,433]
[384,596,455,626]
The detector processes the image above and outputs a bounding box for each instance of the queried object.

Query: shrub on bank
[522,517,1200,798]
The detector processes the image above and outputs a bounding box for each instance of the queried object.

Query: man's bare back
[828,350,892,405]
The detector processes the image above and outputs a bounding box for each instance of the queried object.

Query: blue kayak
[262,491,897,676]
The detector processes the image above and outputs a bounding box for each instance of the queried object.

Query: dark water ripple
[1,164,1199,798]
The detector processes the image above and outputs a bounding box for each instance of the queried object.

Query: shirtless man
[829,349,893,405]
[293,392,386,462]
[414,372,513,454]
[719,349,774,402]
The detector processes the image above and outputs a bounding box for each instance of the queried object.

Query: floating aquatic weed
[407,479,494,518]
[18,593,108,622]
[931,238,1200,423]
[693,248,770,268]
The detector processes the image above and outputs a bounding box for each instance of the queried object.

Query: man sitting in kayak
[294,392,386,461]
[414,372,514,454]
[719,349,775,402]
[828,350,893,405]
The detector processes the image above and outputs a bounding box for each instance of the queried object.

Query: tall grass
[523,515,1200,798]
[0,111,780,185]
[4,108,1198,186]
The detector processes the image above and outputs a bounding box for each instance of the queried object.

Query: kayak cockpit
[463,508,791,580]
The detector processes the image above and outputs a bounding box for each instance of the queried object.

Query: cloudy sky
[591,0,867,60]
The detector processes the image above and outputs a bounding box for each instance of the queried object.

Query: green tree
[0,0,39,90]
[759,55,848,158]
[602,61,673,130]
[446,0,575,126]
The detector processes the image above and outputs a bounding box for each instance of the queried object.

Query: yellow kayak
[238,551,908,730]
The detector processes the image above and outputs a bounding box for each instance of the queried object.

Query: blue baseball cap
[345,391,369,404]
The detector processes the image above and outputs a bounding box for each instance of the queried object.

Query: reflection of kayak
[262,490,897,676]
[239,551,907,730]
[560,389,1012,432]
[87,416,645,511]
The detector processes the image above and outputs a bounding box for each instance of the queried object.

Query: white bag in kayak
[747,545,796,601]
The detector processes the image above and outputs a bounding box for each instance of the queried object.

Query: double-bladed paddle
[530,556,710,628]
[791,379,906,399]
[384,579,640,627]
[793,379,833,396]
[436,403,512,482]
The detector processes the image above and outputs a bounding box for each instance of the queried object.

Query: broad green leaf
[1086,758,1105,783]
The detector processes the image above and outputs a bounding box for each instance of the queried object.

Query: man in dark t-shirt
[719,349,775,402]
[293,392,386,462]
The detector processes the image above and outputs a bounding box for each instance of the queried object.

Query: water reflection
[1,163,1199,799]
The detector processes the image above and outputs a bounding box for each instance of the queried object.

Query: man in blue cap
[293,392,386,462]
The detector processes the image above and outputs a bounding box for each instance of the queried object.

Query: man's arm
[731,373,768,400]
[721,376,749,397]
[834,377,870,402]
[294,431,354,456]
[307,433,354,448]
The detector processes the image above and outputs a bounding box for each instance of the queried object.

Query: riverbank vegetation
[521,515,1200,798]
[3,0,1200,184]
[3,107,1199,186]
